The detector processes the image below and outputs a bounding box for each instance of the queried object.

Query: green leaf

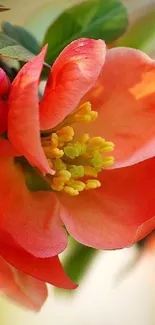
[115,9,155,51]
[43,0,128,64]
[0,32,34,61]
[63,238,98,284]
[24,164,51,192]
[0,5,10,12]
[2,22,40,55]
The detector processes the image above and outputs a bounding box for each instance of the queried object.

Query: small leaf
[43,0,128,64]
[0,5,10,12]
[0,32,34,61]
[63,238,98,284]
[24,163,51,192]
[2,22,40,55]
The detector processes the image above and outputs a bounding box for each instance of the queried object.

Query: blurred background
[1,0,155,324]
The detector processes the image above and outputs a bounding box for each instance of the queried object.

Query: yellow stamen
[78,134,90,144]
[53,159,67,171]
[63,186,79,196]
[41,101,115,196]
[84,166,98,177]
[67,179,85,192]
[85,180,101,190]
[74,102,98,124]
[44,147,64,159]
[102,156,115,168]
[51,133,58,148]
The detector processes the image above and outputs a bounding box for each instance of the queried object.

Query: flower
[1,37,155,263]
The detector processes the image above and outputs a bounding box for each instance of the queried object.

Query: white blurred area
[0,0,155,324]
[0,247,155,325]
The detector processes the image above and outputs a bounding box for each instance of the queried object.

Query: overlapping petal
[39,38,106,130]
[0,231,76,289]
[0,143,67,258]
[81,47,155,168]
[0,257,47,311]
[60,158,155,249]
[8,46,53,175]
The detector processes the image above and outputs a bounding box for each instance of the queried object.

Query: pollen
[41,102,115,196]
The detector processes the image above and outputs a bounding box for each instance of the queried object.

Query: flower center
[41,102,114,196]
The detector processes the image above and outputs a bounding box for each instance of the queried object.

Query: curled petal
[0,231,77,289]
[0,257,47,311]
[0,157,67,258]
[40,38,106,130]
[82,47,155,167]
[60,158,155,249]
[8,46,53,175]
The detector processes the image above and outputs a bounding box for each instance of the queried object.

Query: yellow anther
[68,165,84,178]
[78,134,90,144]
[84,166,98,177]
[67,180,85,192]
[89,111,98,121]
[87,137,106,151]
[57,170,71,182]
[64,142,86,159]
[51,183,64,192]
[78,102,92,114]
[56,126,74,143]
[74,114,92,123]
[63,186,79,196]
[50,170,71,192]
[50,148,64,158]
[53,177,64,187]
[102,156,115,168]
[85,180,101,190]
[53,159,67,171]
[51,133,58,148]
[73,102,98,124]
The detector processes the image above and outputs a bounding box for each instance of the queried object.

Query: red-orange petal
[0,139,21,157]
[40,38,106,130]
[0,156,67,258]
[82,47,155,168]
[60,158,155,249]
[0,231,77,289]
[0,68,10,97]
[0,257,47,311]
[0,100,8,134]
[8,46,54,175]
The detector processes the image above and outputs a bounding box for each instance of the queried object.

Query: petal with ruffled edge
[8,46,54,175]
[81,47,155,168]
[0,257,47,311]
[40,38,106,130]
[59,158,155,249]
[0,140,67,258]
[0,231,77,289]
